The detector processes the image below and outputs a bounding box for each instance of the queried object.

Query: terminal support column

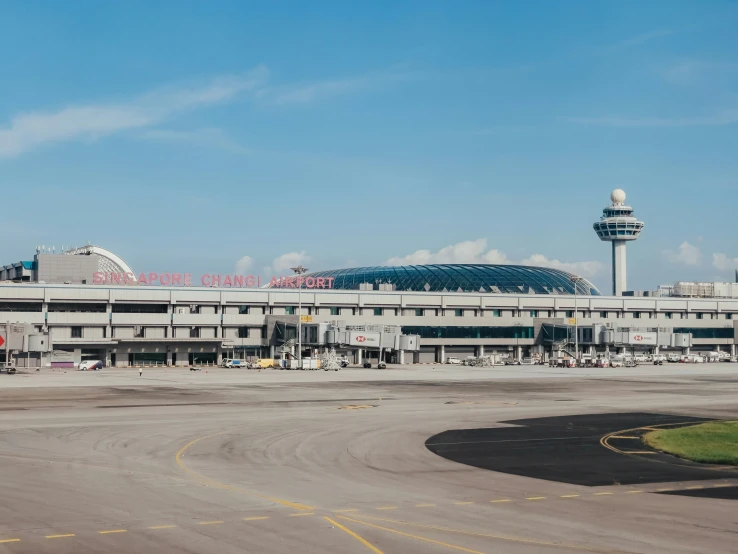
[478,345,485,357]
[357,349,363,365]
[438,345,445,364]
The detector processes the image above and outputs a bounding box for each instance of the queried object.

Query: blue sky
[1,0,737,292]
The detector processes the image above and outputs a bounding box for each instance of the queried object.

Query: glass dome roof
[303,264,600,295]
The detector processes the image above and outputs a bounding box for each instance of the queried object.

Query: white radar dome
[610,188,626,204]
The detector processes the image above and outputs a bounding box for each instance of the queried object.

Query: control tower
[593,189,644,296]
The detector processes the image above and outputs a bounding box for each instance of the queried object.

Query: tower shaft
[612,241,626,296]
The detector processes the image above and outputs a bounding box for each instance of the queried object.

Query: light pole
[291,265,308,369]
[571,276,583,362]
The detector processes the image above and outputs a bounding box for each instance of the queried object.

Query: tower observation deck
[593,189,644,296]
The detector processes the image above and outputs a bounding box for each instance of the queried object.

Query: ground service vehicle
[79,360,103,371]
[446,357,462,365]
[652,355,666,365]
[225,359,245,368]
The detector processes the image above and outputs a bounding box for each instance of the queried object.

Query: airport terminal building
[1,245,737,368]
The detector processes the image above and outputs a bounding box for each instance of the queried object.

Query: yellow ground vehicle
[254,358,278,369]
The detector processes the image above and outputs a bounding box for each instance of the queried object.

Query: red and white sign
[349,332,380,347]
[627,331,657,345]
[0,336,4,348]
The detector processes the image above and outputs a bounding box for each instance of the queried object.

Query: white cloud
[271,251,311,274]
[663,242,702,265]
[712,253,738,271]
[0,66,269,158]
[265,70,417,106]
[566,109,738,128]
[234,255,254,274]
[663,59,738,85]
[610,28,679,50]
[140,127,251,154]
[383,239,604,278]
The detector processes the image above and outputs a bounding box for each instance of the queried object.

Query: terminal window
[696,313,704,319]
[600,311,608,318]
[492,309,501,317]
[238,327,248,338]
[71,326,82,338]
[565,310,573,318]
[633,312,641,318]
[238,306,250,314]
[454,309,463,317]
[329,307,340,316]
[530,310,539,317]
[373,308,383,316]
[0,302,43,312]
[285,306,296,315]
[415,309,424,316]
[665,312,673,319]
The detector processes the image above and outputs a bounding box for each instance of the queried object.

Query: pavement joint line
[149,525,177,529]
[99,529,128,534]
[46,534,75,539]
[244,516,271,521]
[526,496,546,500]
[198,520,224,525]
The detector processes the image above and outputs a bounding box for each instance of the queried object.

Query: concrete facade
[0,283,736,367]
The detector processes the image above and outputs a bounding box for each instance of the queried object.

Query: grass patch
[643,421,738,465]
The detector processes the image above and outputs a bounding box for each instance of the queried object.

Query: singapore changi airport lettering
[92,272,335,289]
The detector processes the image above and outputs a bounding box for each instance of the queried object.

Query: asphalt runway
[0,364,737,554]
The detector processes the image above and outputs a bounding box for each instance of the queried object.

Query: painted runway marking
[0,539,20,543]
[46,534,75,539]
[490,499,511,503]
[333,509,359,513]
[625,490,644,494]
[338,516,484,554]
[324,516,384,554]
[656,488,674,492]
[526,496,546,500]
[149,525,177,529]
[376,506,398,510]
[244,516,271,521]
[685,486,703,490]
[198,520,224,525]
[415,503,436,507]
[561,494,580,498]
[593,492,614,496]
[453,501,475,505]
[99,529,127,534]
[289,512,314,517]
[342,513,631,553]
